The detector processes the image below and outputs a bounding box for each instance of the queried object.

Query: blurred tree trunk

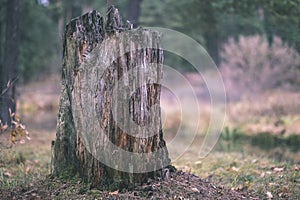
[204,32,219,65]
[127,0,141,27]
[0,0,20,125]
[65,0,76,22]
[202,2,220,65]
[0,7,3,97]
[52,6,171,189]
[81,0,92,14]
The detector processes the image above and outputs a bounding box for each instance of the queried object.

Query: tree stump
[51,6,171,189]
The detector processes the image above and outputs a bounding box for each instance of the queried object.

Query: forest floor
[1,170,259,200]
[0,75,300,199]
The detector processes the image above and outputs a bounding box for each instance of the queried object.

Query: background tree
[19,1,58,82]
[0,0,298,82]
[0,0,20,126]
[0,0,6,99]
[126,0,142,27]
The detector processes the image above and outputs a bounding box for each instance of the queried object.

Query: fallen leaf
[273,167,284,172]
[20,123,26,129]
[269,182,277,186]
[109,190,119,195]
[228,166,239,172]
[266,191,273,199]
[194,161,202,168]
[4,171,12,177]
[10,135,16,144]
[280,186,290,194]
[181,165,191,173]
[235,184,244,191]
[1,124,8,131]
[191,187,200,193]
[26,166,31,173]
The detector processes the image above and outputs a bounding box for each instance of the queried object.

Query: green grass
[0,147,50,188]
[0,129,53,189]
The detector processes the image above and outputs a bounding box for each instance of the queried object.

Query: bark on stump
[51,7,171,189]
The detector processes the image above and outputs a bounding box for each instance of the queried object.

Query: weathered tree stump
[51,6,171,189]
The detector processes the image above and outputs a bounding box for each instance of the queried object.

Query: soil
[1,170,259,200]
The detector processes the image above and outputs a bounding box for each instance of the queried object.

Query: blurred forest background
[0,0,299,83]
[0,0,300,199]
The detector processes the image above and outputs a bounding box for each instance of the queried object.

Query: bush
[220,35,300,100]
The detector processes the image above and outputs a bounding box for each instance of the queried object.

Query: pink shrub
[220,35,300,100]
